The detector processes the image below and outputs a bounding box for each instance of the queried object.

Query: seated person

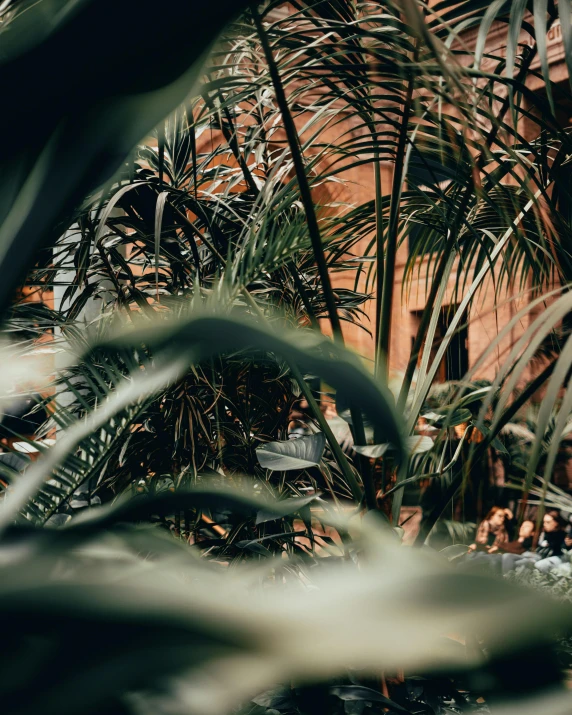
[499,519,535,554]
[534,510,571,573]
[469,506,510,553]
[503,510,570,573]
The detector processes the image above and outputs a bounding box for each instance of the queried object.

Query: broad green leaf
[354,443,391,459]
[0,515,571,714]
[255,493,321,525]
[102,313,405,458]
[256,433,326,472]
[6,313,405,528]
[407,435,435,454]
[354,435,433,459]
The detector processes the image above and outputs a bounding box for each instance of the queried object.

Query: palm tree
[0,1,572,713]
[14,0,572,535]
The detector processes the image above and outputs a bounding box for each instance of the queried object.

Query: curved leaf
[255,493,321,525]
[440,544,471,562]
[256,433,326,472]
[354,435,433,459]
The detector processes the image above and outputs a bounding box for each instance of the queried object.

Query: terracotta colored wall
[331,15,568,390]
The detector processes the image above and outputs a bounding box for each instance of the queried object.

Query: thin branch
[251,4,342,342]
[377,52,416,378]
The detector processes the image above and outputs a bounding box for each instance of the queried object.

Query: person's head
[519,520,535,539]
[543,510,565,532]
[486,506,506,527]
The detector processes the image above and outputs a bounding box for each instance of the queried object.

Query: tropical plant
[2,0,572,714]
[14,0,572,532]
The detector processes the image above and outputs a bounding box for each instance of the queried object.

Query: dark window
[411,305,469,381]
[444,312,469,381]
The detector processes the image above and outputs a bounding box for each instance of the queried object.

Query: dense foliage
[1,1,572,714]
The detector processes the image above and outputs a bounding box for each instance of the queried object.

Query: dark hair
[544,509,566,529]
[485,506,505,521]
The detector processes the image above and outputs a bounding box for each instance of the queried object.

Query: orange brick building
[22,9,570,397]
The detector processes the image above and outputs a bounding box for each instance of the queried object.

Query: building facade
[335,14,568,391]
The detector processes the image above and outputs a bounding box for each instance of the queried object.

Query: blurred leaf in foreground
[0,493,571,715]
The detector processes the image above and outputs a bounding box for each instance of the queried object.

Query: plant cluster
[0,1,572,714]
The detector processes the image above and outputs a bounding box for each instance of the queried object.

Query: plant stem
[374,150,384,379]
[251,4,342,342]
[377,52,416,380]
[252,4,375,507]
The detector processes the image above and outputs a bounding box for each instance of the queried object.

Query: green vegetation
[1,1,572,713]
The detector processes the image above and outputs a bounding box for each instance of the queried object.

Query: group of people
[467,505,572,576]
